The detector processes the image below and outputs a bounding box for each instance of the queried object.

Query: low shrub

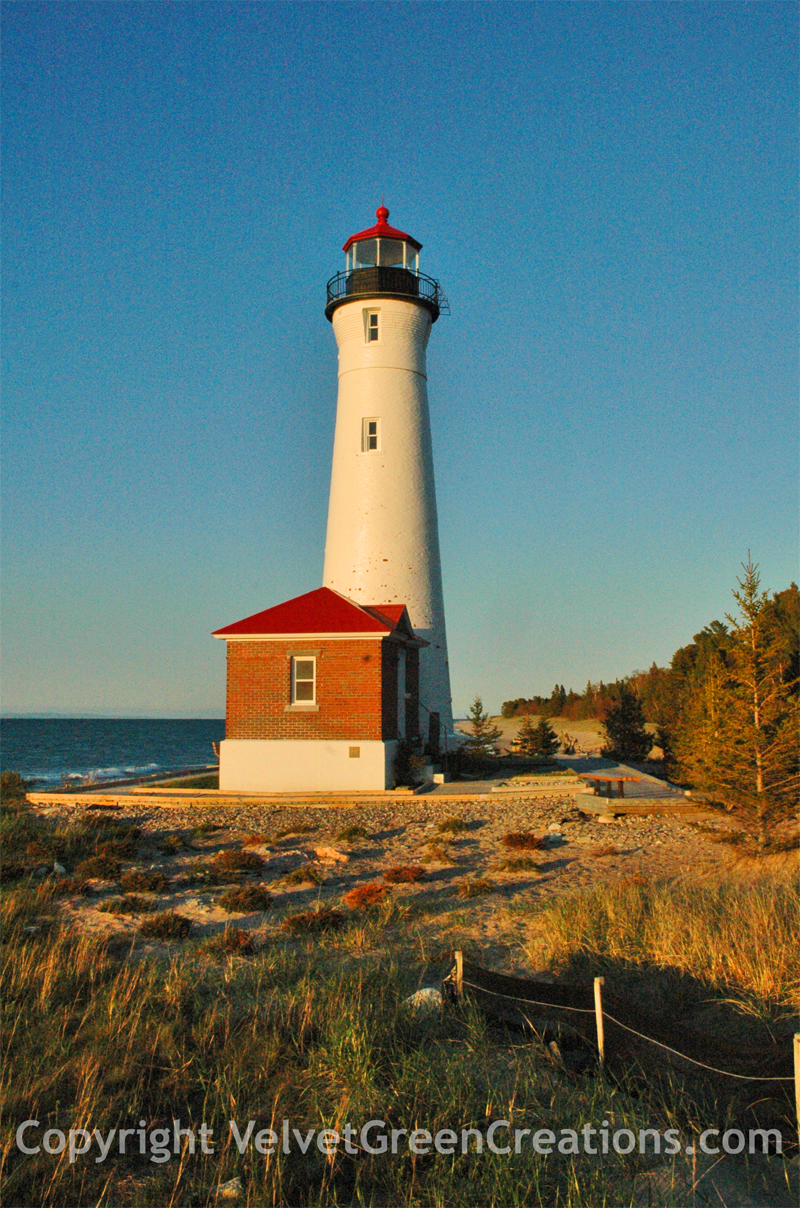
[420,842,457,865]
[75,854,122,880]
[1,862,30,883]
[156,834,188,855]
[283,867,324,887]
[382,865,424,884]
[95,836,139,859]
[242,833,270,846]
[120,870,170,893]
[191,821,225,836]
[501,832,545,850]
[139,911,192,940]
[283,907,344,935]
[0,771,30,805]
[275,824,318,839]
[213,849,264,874]
[201,927,255,956]
[336,824,369,842]
[344,882,390,909]
[218,885,273,913]
[98,895,154,915]
[457,878,495,899]
[437,817,468,835]
[494,856,542,873]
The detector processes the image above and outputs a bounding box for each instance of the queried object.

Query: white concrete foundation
[219,739,398,792]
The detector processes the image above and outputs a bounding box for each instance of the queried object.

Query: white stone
[314,846,349,864]
[53,862,66,876]
[403,987,444,1016]
[216,1176,244,1202]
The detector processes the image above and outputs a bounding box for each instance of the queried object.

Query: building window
[362,417,380,452]
[291,656,316,704]
[365,310,380,342]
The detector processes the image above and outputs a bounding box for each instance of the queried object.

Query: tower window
[291,657,316,704]
[366,310,380,342]
[362,417,381,452]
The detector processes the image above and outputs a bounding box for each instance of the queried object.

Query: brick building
[213,587,425,791]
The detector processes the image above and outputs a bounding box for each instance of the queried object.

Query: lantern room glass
[347,239,419,274]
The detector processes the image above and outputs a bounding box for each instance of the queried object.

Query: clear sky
[2,1,797,719]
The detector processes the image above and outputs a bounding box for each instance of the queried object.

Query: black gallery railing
[325,268,449,318]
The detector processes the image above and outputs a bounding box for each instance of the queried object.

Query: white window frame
[361,417,381,453]
[291,656,316,705]
[364,308,380,343]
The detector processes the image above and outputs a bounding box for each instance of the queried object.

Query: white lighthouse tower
[323,206,454,738]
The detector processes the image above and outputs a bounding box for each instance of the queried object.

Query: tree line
[495,559,798,849]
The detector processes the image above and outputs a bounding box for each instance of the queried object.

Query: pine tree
[532,717,560,760]
[516,714,560,760]
[601,684,652,761]
[676,559,799,847]
[462,696,503,760]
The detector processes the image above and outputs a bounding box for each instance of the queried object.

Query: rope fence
[450,951,800,1142]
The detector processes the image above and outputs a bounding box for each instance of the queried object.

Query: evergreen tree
[462,696,503,759]
[516,714,560,760]
[675,559,799,847]
[601,683,652,761]
[532,717,560,760]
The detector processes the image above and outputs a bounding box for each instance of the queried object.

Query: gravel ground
[37,792,740,971]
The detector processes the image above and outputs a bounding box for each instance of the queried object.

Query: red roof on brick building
[213,587,421,640]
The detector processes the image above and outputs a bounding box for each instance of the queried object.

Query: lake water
[0,718,225,787]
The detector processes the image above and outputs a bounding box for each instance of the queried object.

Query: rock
[546,823,561,833]
[215,1176,244,1202]
[596,815,617,825]
[403,987,444,1016]
[314,846,349,864]
[53,862,67,876]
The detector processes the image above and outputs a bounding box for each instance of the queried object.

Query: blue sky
[2,1,797,718]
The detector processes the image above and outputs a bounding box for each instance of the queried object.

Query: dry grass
[344,882,390,909]
[537,876,800,1013]
[44,875,91,897]
[501,832,546,850]
[282,906,344,934]
[382,865,425,884]
[218,884,273,913]
[138,911,192,940]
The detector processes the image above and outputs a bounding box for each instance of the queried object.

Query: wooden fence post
[794,1033,800,1147]
[455,950,464,1003]
[594,977,605,1071]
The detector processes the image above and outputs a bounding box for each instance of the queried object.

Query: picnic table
[578,774,640,799]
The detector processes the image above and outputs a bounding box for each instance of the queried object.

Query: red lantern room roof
[342,206,422,254]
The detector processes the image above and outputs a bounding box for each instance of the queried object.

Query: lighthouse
[323,206,454,739]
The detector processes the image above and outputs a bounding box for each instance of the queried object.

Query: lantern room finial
[376,204,389,225]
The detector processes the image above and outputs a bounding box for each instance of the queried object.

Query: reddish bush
[344,882,390,909]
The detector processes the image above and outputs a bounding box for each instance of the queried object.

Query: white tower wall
[323,296,453,733]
